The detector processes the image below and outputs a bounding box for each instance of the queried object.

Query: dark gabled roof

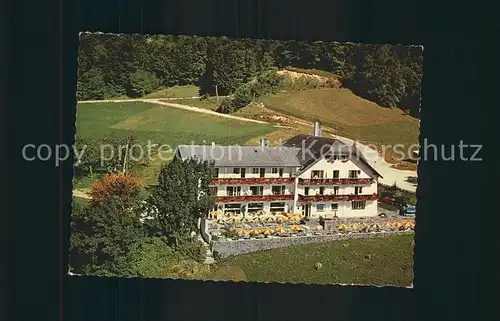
[174,134,382,178]
[176,145,303,167]
[282,134,383,178]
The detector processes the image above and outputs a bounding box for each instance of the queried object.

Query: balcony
[298,178,373,185]
[211,177,294,185]
[216,193,294,203]
[298,193,378,203]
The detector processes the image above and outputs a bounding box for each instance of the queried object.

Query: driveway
[332,135,417,192]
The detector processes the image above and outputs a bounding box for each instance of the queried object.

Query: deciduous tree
[89,173,144,206]
[147,158,216,245]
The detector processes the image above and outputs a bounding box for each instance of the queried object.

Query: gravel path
[72,189,91,199]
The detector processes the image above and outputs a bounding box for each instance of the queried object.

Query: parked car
[399,205,416,216]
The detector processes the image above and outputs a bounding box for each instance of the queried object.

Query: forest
[77,34,423,118]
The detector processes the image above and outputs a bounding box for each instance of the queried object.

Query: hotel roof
[176,145,303,167]
[175,135,382,177]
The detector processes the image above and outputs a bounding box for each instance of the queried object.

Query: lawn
[257,88,420,150]
[211,234,414,286]
[75,101,277,186]
[76,101,276,146]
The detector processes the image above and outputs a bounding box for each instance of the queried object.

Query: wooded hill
[77,34,423,118]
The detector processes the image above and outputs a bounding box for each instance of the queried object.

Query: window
[252,168,259,174]
[270,202,286,213]
[240,168,246,178]
[259,168,265,177]
[331,203,339,210]
[333,154,339,160]
[272,168,278,174]
[317,204,325,212]
[250,186,264,196]
[332,170,340,179]
[319,187,325,195]
[352,201,366,210]
[279,168,284,177]
[272,186,286,195]
[224,203,242,214]
[354,187,363,195]
[226,186,241,196]
[311,170,324,179]
[333,186,339,195]
[214,168,219,178]
[233,168,241,174]
[348,170,358,179]
[304,187,310,195]
[247,202,264,213]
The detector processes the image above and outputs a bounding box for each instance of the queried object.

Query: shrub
[232,83,254,108]
[176,238,206,263]
[126,236,176,278]
[216,98,234,114]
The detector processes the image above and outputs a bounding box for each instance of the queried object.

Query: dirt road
[79,98,268,124]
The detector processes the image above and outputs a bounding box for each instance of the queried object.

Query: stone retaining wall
[211,231,413,259]
[200,218,212,244]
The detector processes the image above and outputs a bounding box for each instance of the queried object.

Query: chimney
[260,138,269,147]
[313,121,322,137]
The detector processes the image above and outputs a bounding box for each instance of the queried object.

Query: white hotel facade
[174,122,382,219]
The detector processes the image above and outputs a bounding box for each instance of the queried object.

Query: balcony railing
[211,177,294,185]
[216,194,294,203]
[298,178,373,185]
[298,193,378,203]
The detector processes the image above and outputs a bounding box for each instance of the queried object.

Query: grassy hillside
[76,102,275,146]
[164,97,220,110]
[257,88,419,148]
[143,85,200,99]
[210,234,414,286]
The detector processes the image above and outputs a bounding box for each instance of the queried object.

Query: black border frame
[4,0,490,320]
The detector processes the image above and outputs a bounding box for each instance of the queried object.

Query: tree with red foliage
[89,173,144,206]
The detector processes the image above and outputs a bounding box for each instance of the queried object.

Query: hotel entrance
[302,204,311,218]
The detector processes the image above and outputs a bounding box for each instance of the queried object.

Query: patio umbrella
[274,226,285,233]
[290,225,302,232]
[404,221,415,229]
[337,224,347,230]
[226,217,240,224]
[224,211,234,218]
[236,230,245,236]
[242,229,252,235]
[263,229,273,236]
[251,229,262,236]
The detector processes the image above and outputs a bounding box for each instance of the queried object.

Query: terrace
[204,210,414,244]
